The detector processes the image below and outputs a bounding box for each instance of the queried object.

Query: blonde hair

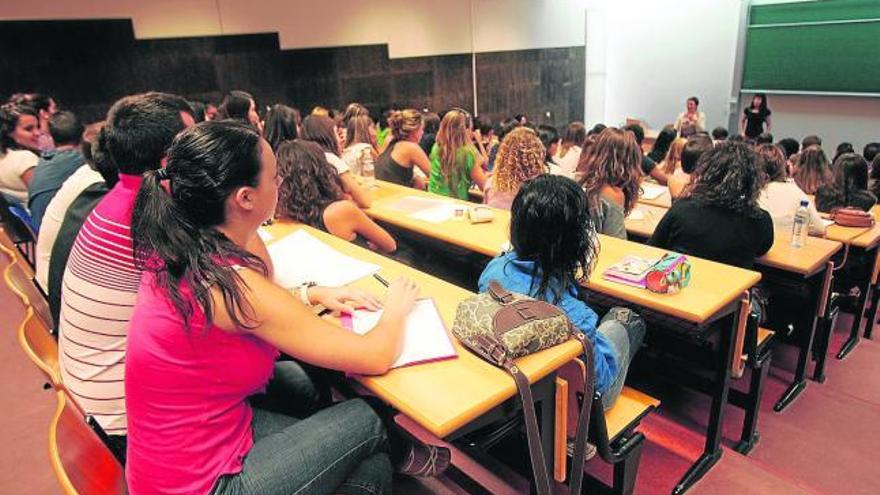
[436,110,476,193]
[662,137,688,174]
[492,128,545,193]
[311,106,329,117]
[387,109,422,142]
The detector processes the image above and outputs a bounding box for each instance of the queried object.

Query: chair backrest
[5,203,37,267]
[5,255,53,329]
[17,307,62,387]
[49,390,127,495]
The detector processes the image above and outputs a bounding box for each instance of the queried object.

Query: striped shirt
[58,173,142,436]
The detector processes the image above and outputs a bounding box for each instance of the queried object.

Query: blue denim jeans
[212,398,392,495]
[598,307,646,410]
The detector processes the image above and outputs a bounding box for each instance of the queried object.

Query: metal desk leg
[776,270,823,411]
[864,283,879,339]
[837,283,870,360]
[672,312,737,495]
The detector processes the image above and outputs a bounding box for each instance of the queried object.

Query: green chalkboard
[742,0,880,95]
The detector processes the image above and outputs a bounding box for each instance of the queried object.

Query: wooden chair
[4,253,53,330]
[555,359,659,495]
[49,390,127,495]
[16,306,62,389]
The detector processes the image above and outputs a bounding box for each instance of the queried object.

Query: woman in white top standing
[301,114,371,208]
[0,103,41,205]
[756,143,826,236]
[342,115,377,177]
[674,97,706,138]
[554,121,586,176]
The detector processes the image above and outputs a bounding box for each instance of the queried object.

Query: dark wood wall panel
[0,19,583,128]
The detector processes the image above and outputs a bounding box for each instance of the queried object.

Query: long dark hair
[750,93,769,113]
[647,125,677,163]
[0,103,38,153]
[684,141,768,218]
[827,153,870,206]
[275,139,345,226]
[793,146,832,195]
[510,175,599,304]
[264,104,299,152]
[132,121,268,330]
[301,115,340,156]
[218,90,255,121]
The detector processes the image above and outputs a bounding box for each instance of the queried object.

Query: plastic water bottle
[361,152,376,188]
[791,199,809,248]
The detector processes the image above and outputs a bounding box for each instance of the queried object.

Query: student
[862,142,880,164]
[660,137,687,175]
[0,103,40,204]
[555,121,587,176]
[217,90,262,132]
[756,132,774,145]
[833,142,854,164]
[815,153,876,213]
[487,117,520,171]
[622,123,667,185]
[276,140,395,252]
[263,104,299,153]
[777,138,800,160]
[537,124,565,176]
[374,109,432,189]
[376,107,394,151]
[301,115,371,208]
[428,109,488,199]
[756,143,825,236]
[801,135,822,150]
[418,112,441,157]
[479,175,645,409]
[577,128,641,239]
[647,125,677,164]
[483,128,546,210]
[57,92,195,463]
[711,126,729,143]
[27,111,86,230]
[668,134,713,200]
[125,120,444,494]
[9,92,57,150]
[871,155,880,200]
[341,102,370,126]
[341,114,377,176]
[740,93,771,139]
[674,96,706,137]
[649,141,773,269]
[792,146,833,195]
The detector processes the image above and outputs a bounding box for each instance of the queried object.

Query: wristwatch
[298,281,317,307]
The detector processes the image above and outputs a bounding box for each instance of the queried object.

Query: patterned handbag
[451,280,595,495]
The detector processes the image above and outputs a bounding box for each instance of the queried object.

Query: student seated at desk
[623,123,667,185]
[479,175,645,409]
[375,109,432,190]
[649,141,773,270]
[815,153,877,213]
[756,143,826,235]
[428,109,488,199]
[483,127,545,210]
[126,121,447,495]
[578,127,642,239]
[659,137,687,176]
[668,134,713,200]
[554,121,586,176]
[791,146,832,196]
[301,115,372,208]
[275,140,396,253]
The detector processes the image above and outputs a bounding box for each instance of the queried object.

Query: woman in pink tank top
[125,121,446,495]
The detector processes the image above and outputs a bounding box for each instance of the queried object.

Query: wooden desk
[638,188,672,208]
[263,221,582,440]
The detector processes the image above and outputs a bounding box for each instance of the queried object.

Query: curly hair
[491,127,546,193]
[577,127,642,214]
[683,141,768,218]
[275,139,346,227]
[792,146,832,195]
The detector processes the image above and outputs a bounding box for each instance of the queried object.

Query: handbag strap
[488,280,516,305]
[568,332,595,494]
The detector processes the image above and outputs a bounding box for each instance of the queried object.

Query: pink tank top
[125,271,278,494]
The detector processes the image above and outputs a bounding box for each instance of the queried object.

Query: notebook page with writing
[640,182,668,200]
[343,299,458,369]
[267,230,380,288]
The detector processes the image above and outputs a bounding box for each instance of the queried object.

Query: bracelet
[298,282,317,306]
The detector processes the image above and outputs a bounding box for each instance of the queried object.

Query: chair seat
[741,327,775,364]
[604,386,660,441]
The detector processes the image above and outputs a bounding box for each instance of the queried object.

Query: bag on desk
[831,207,874,228]
[451,280,595,495]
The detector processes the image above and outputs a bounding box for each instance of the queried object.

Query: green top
[428,143,476,200]
[376,127,391,148]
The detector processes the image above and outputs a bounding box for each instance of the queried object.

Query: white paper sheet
[385,195,450,214]
[347,299,457,369]
[267,230,380,288]
[257,227,274,242]
[640,182,668,200]
[409,204,462,224]
[628,209,646,221]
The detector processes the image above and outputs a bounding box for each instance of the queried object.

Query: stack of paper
[267,230,380,288]
[640,182,668,200]
[342,299,458,369]
[409,204,462,224]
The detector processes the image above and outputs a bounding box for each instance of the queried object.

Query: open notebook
[341,299,458,369]
[266,230,380,288]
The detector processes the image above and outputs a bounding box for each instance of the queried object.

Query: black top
[314,203,371,250]
[814,186,877,213]
[641,155,657,176]
[648,197,774,269]
[375,141,413,186]
[419,133,436,157]
[743,107,771,139]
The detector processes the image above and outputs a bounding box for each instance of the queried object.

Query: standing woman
[341,114,377,176]
[674,96,706,137]
[483,127,546,210]
[301,115,371,208]
[740,93,772,140]
[577,127,642,239]
[792,146,833,195]
[263,104,299,153]
[0,103,41,205]
[218,90,262,133]
[429,109,488,199]
[374,109,432,189]
[554,121,586,176]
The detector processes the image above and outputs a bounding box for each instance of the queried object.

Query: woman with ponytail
[374,108,432,189]
[429,109,488,199]
[125,120,447,494]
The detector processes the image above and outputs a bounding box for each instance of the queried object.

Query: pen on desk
[373,273,390,287]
